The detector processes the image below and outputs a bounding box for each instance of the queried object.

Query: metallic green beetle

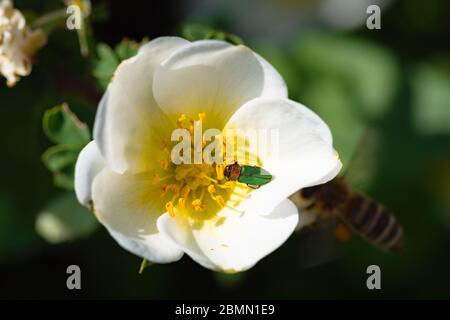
[223,162,273,188]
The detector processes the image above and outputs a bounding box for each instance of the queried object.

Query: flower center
[152,113,250,220]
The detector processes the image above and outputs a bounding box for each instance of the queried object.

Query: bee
[290,177,404,253]
[224,162,273,188]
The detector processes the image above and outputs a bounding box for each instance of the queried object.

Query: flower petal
[157,213,218,270]
[74,141,105,207]
[94,37,190,173]
[91,168,184,263]
[225,97,342,215]
[157,199,298,272]
[153,40,287,128]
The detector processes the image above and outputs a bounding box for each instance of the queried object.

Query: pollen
[152,112,252,220]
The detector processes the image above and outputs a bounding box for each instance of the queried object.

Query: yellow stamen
[215,164,225,180]
[217,181,235,189]
[181,185,191,198]
[160,139,169,150]
[178,197,186,208]
[152,174,172,186]
[207,184,216,194]
[198,112,206,122]
[191,199,204,212]
[202,174,218,184]
[215,195,225,207]
[165,201,175,217]
[171,183,181,197]
[160,184,170,197]
[152,174,160,186]
[160,158,169,170]
[177,114,187,127]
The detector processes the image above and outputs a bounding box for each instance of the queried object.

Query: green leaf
[412,64,450,135]
[35,193,99,244]
[92,43,120,89]
[93,39,147,89]
[42,144,80,172]
[43,103,91,146]
[115,38,147,61]
[42,144,80,190]
[182,23,215,41]
[182,23,243,45]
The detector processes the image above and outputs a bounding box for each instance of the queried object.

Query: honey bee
[290,177,404,253]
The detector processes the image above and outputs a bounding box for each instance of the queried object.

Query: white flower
[75,37,342,272]
[0,0,46,87]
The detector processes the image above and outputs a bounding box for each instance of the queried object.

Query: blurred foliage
[182,23,243,45]
[411,64,450,135]
[35,193,98,244]
[42,104,90,190]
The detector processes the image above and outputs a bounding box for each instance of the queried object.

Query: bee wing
[341,127,382,192]
[294,216,344,269]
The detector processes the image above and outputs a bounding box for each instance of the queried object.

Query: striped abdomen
[340,194,404,253]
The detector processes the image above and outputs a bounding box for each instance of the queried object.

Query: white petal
[153,40,287,128]
[94,37,190,173]
[225,97,342,215]
[91,168,184,263]
[74,141,105,207]
[253,52,288,98]
[157,213,218,271]
[157,199,299,272]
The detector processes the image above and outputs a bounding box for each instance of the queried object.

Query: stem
[77,18,89,57]
[31,9,68,29]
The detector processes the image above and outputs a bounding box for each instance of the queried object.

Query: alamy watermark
[366,5,381,30]
[66,265,81,290]
[170,122,280,167]
[366,265,381,290]
[66,5,83,30]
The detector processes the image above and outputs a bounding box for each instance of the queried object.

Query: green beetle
[223,162,273,188]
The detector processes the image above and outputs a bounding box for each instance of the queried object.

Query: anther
[165,202,175,217]
[207,184,216,194]
[215,164,225,180]
[191,199,204,211]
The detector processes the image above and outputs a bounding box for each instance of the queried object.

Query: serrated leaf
[35,193,99,244]
[43,103,90,146]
